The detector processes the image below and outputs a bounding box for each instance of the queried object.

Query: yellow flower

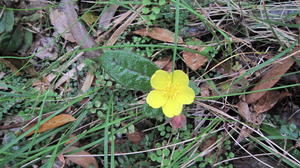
[146,70,195,118]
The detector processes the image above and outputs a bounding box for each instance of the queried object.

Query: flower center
[164,84,179,100]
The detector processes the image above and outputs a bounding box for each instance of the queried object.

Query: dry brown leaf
[236,125,253,143]
[64,146,99,168]
[96,7,133,43]
[133,27,184,44]
[50,9,76,42]
[154,56,172,72]
[245,47,298,103]
[200,83,211,97]
[127,130,144,144]
[106,5,142,46]
[237,101,264,125]
[34,37,58,60]
[98,4,119,32]
[81,71,95,93]
[183,46,208,70]
[252,91,290,114]
[25,114,76,136]
[0,59,20,75]
[62,0,101,58]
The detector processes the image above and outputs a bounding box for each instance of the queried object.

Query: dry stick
[54,63,85,89]
[197,101,300,166]
[106,5,143,46]
[96,9,134,43]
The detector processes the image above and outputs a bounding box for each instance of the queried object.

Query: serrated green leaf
[99,50,159,91]
[0,9,14,34]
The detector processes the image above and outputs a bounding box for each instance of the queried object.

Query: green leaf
[159,0,166,6]
[0,27,24,54]
[0,9,14,34]
[142,7,150,14]
[99,50,159,91]
[152,7,161,14]
[18,30,33,53]
[142,0,151,5]
[149,14,157,20]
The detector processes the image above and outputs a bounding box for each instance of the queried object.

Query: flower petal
[171,70,189,87]
[176,87,195,104]
[146,90,167,108]
[162,100,183,118]
[151,70,171,90]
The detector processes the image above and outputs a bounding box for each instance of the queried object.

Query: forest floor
[1,0,300,167]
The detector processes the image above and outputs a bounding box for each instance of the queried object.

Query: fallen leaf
[62,0,100,58]
[98,4,119,32]
[252,91,290,114]
[154,56,172,72]
[25,114,76,136]
[200,83,211,97]
[183,46,208,70]
[127,130,144,144]
[64,146,99,168]
[0,59,20,75]
[34,37,58,60]
[170,114,186,129]
[245,47,298,103]
[133,27,184,44]
[81,71,95,93]
[236,125,253,143]
[106,5,142,46]
[237,101,264,125]
[50,9,76,42]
